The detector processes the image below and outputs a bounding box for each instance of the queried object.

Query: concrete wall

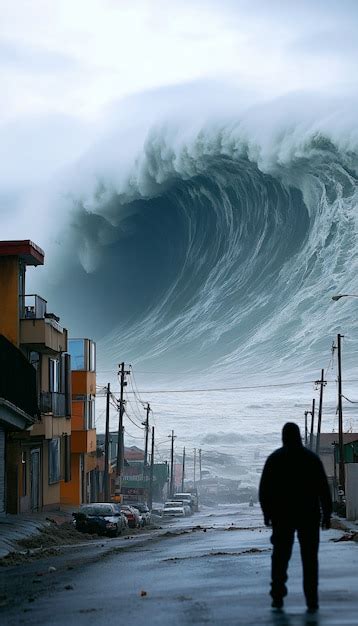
[60,453,82,507]
[346,464,358,521]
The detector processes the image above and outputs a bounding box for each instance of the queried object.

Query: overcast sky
[1,0,357,187]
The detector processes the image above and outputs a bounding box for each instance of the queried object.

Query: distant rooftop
[0,240,44,266]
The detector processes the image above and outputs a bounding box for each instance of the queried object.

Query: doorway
[30,448,41,511]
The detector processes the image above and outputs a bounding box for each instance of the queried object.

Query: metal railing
[20,294,47,319]
[40,391,67,417]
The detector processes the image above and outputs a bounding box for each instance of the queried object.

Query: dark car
[73,503,127,537]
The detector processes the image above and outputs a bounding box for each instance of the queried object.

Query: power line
[104,379,358,396]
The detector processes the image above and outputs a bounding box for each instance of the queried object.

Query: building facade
[60,338,97,506]
[0,240,71,513]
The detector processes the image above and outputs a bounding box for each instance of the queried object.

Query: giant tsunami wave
[48,96,358,383]
[40,95,358,484]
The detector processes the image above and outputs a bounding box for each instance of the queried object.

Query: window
[84,397,95,429]
[49,359,59,393]
[68,339,85,370]
[68,339,96,371]
[60,353,72,416]
[30,352,41,401]
[48,438,61,484]
[89,341,96,372]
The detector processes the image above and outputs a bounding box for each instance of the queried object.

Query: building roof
[0,240,44,266]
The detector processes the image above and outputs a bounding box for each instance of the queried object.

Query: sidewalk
[0,511,72,558]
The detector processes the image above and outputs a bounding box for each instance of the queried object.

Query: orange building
[0,240,71,513]
[60,339,98,506]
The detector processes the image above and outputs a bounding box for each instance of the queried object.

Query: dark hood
[282,422,303,448]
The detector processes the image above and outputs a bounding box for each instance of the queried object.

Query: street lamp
[332,294,358,301]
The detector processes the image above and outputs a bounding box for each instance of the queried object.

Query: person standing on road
[259,422,332,613]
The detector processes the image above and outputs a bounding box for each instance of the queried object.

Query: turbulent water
[34,95,358,486]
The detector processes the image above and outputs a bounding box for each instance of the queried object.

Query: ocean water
[28,94,358,486]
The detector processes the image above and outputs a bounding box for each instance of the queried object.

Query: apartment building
[60,338,98,506]
[0,240,71,513]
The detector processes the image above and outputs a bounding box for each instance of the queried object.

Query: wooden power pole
[143,403,150,468]
[304,410,309,446]
[148,426,155,509]
[104,383,111,500]
[309,398,315,450]
[336,333,345,492]
[181,447,186,492]
[115,362,130,500]
[199,448,202,482]
[315,369,326,455]
[169,430,176,497]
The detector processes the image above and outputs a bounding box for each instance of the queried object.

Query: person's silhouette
[259,422,332,612]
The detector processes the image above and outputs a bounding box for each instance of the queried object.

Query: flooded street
[1,505,357,625]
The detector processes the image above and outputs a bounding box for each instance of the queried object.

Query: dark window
[63,435,71,482]
[21,450,27,496]
[48,438,61,484]
[29,352,41,401]
[60,354,72,416]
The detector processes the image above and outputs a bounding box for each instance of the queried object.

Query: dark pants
[270,523,320,606]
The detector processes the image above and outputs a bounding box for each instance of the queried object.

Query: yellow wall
[0,256,19,345]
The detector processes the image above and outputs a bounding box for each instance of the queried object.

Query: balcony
[20,295,67,353]
[71,428,97,454]
[40,391,67,417]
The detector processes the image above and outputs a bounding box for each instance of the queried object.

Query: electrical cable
[341,394,358,404]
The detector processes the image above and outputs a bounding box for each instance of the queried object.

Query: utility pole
[104,383,111,500]
[309,398,315,450]
[193,448,197,487]
[199,448,202,482]
[315,369,326,455]
[115,362,130,500]
[143,403,151,503]
[143,403,151,468]
[169,430,176,497]
[181,447,186,492]
[304,410,309,446]
[148,427,155,510]
[335,333,345,493]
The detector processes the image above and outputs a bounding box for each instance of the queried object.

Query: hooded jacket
[259,423,332,525]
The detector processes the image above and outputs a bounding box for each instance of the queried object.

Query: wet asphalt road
[1,505,358,626]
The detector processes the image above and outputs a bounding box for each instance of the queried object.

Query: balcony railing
[20,294,47,319]
[20,294,64,334]
[40,391,67,417]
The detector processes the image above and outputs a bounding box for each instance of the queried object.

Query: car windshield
[165,502,182,508]
[81,505,114,516]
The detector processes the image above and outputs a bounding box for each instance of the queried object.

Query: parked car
[119,505,142,528]
[73,503,127,537]
[174,492,199,512]
[130,503,151,526]
[171,494,193,514]
[176,500,192,516]
[163,501,186,517]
